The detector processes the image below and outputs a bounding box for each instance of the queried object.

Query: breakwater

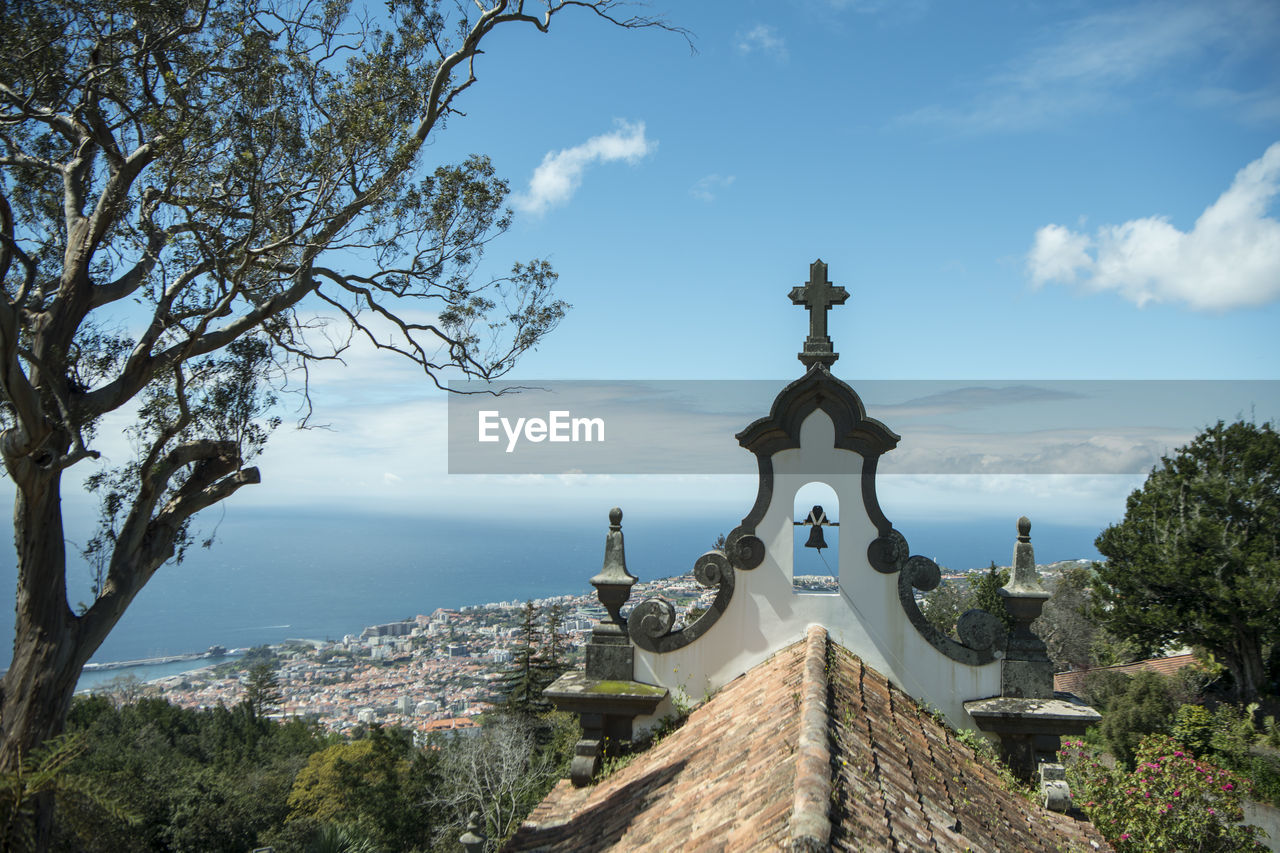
[81,646,230,672]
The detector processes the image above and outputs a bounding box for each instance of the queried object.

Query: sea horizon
[2,506,1103,674]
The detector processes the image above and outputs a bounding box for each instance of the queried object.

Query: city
[131,573,721,739]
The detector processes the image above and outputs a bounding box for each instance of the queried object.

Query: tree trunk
[0,467,90,851]
[1222,628,1267,702]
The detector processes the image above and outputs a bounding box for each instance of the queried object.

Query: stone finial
[586,507,639,681]
[543,506,668,787]
[1004,515,1046,596]
[459,812,486,852]
[998,515,1053,699]
[789,259,849,367]
[590,507,636,638]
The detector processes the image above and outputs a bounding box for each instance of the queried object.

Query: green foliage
[1097,671,1177,768]
[1266,715,1280,750]
[1061,735,1264,852]
[1033,565,1136,672]
[1187,703,1280,808]
[1244,753,1280,806]
[952,728,1024,793]
[921,578,972,637]
[969,562,1014,631]
[53,695,331,851]
[1093,420,1280,701]
[1081,668,1140,712]
[304,823,382,853]
[1171,704,1216,756]
[1209,703,1261,763]
[494,601,567,718]
[244,662,283,719]
[285,726,442,851]
[0,0,677,832]
[1,733,135,853]
[922,562,1015,639]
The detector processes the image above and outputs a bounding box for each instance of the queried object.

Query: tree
[970,561,1013,632]
[285,727,441,851]
[0,0,678,842]
[921,578,970,638]
[1096,670,1176,768]
[1033,565,1101,672]
[243,662,282,719]
[921,561,1012,638]
[495,601,561,717]
[55,693,332,851]
[1092,420,1280,701]
[435,715,560,847]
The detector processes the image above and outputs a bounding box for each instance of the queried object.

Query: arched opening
[793,481,838,593]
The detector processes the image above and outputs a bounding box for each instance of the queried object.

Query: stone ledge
[543,670,668,714]
[964,692,1101,735]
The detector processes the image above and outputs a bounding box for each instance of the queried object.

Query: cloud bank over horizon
[1027,141,1280,310]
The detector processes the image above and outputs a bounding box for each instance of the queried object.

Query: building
[515,262,1106,852]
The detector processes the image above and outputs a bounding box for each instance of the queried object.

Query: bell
[804,525,828,551]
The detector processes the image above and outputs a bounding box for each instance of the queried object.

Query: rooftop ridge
[508,634,1112,852]
[790,625,833,851]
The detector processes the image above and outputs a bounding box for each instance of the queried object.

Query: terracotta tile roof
[505,626,1111,853]
[1053,654,1199,696]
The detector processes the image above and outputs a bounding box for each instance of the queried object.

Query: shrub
[1098,671,1176,768]
[1209,703,1260,764]
[1246,753,1280,806]
[1061,734,1264,852]
[1171,704,1214,756]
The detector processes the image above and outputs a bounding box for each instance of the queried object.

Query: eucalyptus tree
[0,0,676,834]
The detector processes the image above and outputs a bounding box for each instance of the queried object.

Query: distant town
[93,560,1090,741]
[95,573,714,740]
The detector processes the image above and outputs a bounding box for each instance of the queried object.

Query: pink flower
[1223,783,1234,791]
[1120,833,1131,841]
[1173,790,1180,797]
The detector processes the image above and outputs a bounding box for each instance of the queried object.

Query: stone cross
[789,259,849,367]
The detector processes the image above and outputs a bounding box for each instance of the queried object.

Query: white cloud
[689,173,736,202]
[900,0,1280,132]
[736,24,788,61]
[1027,224,1093,286]
[512,121,655,216]
[1028,142,1280,310]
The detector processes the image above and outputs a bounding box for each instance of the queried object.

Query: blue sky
[11,0,1280,569]
[237,0,1280,528]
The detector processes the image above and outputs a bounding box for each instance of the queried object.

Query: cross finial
[789,259,849,367]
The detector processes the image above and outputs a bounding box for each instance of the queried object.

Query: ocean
[0,507,1102,679]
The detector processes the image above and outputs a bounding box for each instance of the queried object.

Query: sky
[7,0,1280,597]
[221,0,1280,529]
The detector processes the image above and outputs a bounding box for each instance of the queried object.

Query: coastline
[75,653,243,694]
